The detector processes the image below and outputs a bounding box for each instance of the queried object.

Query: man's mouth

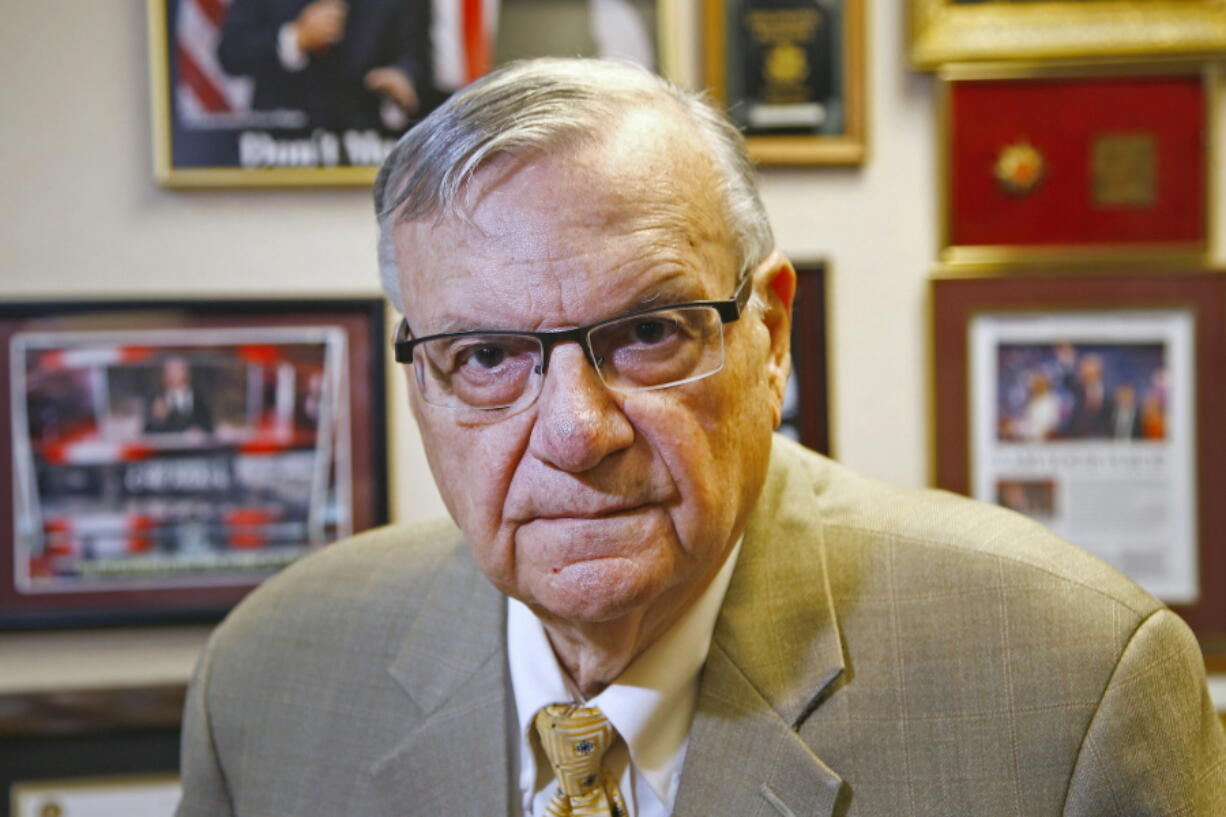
[532,502,651,521]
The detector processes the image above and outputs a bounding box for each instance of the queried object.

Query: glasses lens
[413,334,542,409]
[589,305,725,392]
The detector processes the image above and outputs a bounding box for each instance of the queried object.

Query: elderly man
[176,59,1226,817]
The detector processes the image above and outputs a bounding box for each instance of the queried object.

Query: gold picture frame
[147,0,676,188]
[911,0,1226,69]
[146,0,421,188]
[937,59,1218,270]
[703,0,867,166]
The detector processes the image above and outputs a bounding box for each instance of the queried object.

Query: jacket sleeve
[175,638,236,817]
[216,0,289,79]
[390,0,433,94]
[1063,608,1226,816]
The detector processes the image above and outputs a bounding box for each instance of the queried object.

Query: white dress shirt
[507,539,742,817]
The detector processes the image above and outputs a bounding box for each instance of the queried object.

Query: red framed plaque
[939,61,1214,267]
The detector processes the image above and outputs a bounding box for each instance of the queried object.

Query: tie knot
[534,704,616,798]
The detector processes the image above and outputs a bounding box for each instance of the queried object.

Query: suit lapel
[370,543,512,817]
[676,442,847,817]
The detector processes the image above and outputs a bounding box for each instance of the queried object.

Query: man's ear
[757,252,796,428]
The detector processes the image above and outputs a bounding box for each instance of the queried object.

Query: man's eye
[632,319,674,345]
[463,344,507,369]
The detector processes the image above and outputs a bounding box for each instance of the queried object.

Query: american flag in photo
[432,0,497,92]
[174,0,253,123]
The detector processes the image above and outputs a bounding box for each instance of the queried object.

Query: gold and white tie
[534,704,628,817]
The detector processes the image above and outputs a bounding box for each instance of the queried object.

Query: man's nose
[528,343,634,472]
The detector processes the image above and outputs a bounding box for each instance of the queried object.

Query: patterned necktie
[534,704,628,817]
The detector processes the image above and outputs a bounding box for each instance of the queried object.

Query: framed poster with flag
[147,0,669,187]
[0,298,388,628]
[147,0,444,187]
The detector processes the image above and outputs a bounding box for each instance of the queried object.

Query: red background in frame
[0,301,387,627]
[949,75,1206,247]
[931,272,1226,657]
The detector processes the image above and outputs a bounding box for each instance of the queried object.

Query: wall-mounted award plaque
[703,0,866,165]
[939,60,1214,268]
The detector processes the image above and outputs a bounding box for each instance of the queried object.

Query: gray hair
[373,58,774,314]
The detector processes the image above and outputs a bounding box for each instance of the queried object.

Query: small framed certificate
[703,0,867,165]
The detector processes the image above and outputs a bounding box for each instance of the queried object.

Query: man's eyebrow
[421,273,707,335]
[623,271,711,309]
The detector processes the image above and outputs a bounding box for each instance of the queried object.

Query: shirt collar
[507,537,743,809]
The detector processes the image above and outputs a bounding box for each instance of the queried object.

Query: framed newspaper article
[702,0,867,165]
[778,261,831,454]
[931,270,1226,657]
[910,0,1226,68]
[148,0,670,187]
[0,298,388,628]
[938,61,1215,269]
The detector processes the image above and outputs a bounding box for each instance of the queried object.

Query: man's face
[163,358,190,390]
[392,109,792,631]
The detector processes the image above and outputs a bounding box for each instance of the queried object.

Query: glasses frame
[393,272,754,405]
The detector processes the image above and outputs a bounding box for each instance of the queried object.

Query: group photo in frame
[147,0,670,187]
[0,299,388,628]
[937,60,1216,268]
[701,0,866,165]
[930,270,1226,658]
[909,0,1226,68]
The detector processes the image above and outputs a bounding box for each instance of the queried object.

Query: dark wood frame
[931,269,1226,658]
[784,261,831,455]
[0,298,388,629]
[702,0,867,166]
[1,685,184,817]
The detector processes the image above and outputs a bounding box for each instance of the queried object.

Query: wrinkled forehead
[392,110,738,324]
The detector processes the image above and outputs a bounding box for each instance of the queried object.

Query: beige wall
[0,2,1222,694]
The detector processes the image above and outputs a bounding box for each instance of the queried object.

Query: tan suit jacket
[177,436,1226,816]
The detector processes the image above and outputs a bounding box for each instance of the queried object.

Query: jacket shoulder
[765,434,1161,619]
[208,518,472,655]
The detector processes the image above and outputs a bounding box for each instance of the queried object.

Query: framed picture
[931,269,1226,657]
[910,0,1226,68]
[11,776,180,817]
[147,0,670,187]
[779,261,831,454]
[1,685,184,817]
[0,299,388,628]
[938,60,1215,268]
[702,0,866,165]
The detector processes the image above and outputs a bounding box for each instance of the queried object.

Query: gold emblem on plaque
[1092,132,1156,208]
[766,43,809,84]
[39,802,64,817]
[994,139,1045,196]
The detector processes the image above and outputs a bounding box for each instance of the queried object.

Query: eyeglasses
[393,271,753,412]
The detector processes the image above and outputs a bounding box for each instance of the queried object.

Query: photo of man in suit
[144,355,214,435]
[176,59,1225,816]
[217,0,434,133]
